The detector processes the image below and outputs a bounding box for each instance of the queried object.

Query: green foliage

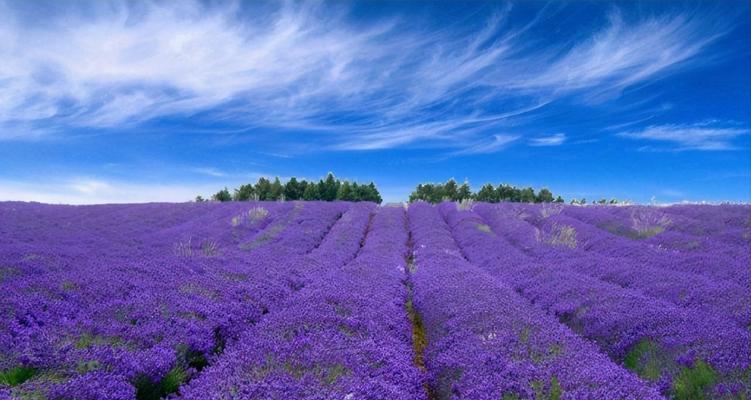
[134,366,188,400]
[409,180,564,204]
[409,183,440,203]
[624,339,661,381]
[318,172,340,201]
[536,188,554,203]
[519,187,536,203]
[255,178,272,200]
[75,333,123,349]
[205,173,382,203]
[457,181,472,201]
[76,360,101,374]
[233,183,255,201]
[211,187,232,202]
[337,181,354,201]
[443,179,459,200]
[323,364,348,385]
[269,177,284,200]
[672,360,717,400]
[0,366,36,387]
[302,182,320,200]
[365,182,382,203]
[497,184,517,201]
[284,177,303,200]
[475,183,498,202]
[531,376,562,400]
[161,367,188,394]
[548,376,562,400]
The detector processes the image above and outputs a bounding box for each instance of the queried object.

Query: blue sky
[0,0,749,204]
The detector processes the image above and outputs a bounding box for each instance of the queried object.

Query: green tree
[336,181,354,201]
[519,187,536,203]
[255,178,272,201]
[365,182,382,203]
[350,182,361,201]
[409,184,430,202]
[536,188,554,203]
[284,177,303,200]
[554,196,565,203]
[302,183,320,200]
[318,173,339,201]
[356,183,373,202]
[212,188,232,202]
[475,184,497,202]
[233,184,255,201]
[194,195,206,202]
[443,179,459,201]
[497,184,516,202]
[428,184,444,203]
[298,180,309,199]
[269,177,284,200]
[457,181,472,201]
[409,183,433,202]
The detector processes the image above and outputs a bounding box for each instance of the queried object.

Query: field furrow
[473,203,751,327]
[0,201,348,399]
[179,206,424,399]
[443,203,751,398]
[406,202,663,399]
[2,201,749,399]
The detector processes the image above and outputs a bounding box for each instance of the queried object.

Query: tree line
[409,179,564,203]
[201,173,382,203]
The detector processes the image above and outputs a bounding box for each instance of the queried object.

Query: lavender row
[473,203,751,327]
[612,204,749,242]
[556,204,751,279]
[0,202,294,280]
[561,204,751,261]
[0,202,347,399]
[180,206,424,399]
[443,203,751,398]
[407,202,662,400]
[498,203,751,289]
[658,204,751,237]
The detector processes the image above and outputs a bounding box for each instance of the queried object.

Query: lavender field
[1,201,750,400]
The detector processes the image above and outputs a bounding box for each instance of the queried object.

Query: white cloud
[617,121,749,150]
[0,177,219,204]
[190,167,226,178]
[451,134,520,155]
[70,179,113,195]
[513,12,722,98]
[529,133,566,146]
[0,2,731,152]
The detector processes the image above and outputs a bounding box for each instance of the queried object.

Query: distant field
[1,201,749,399]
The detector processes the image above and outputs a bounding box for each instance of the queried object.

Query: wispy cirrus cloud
[190,167,226,178]
[0,1,734,153]
[451,134,520,155]
[529,133,566,146]
[511,12,724,99]
[617,121,750,151]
